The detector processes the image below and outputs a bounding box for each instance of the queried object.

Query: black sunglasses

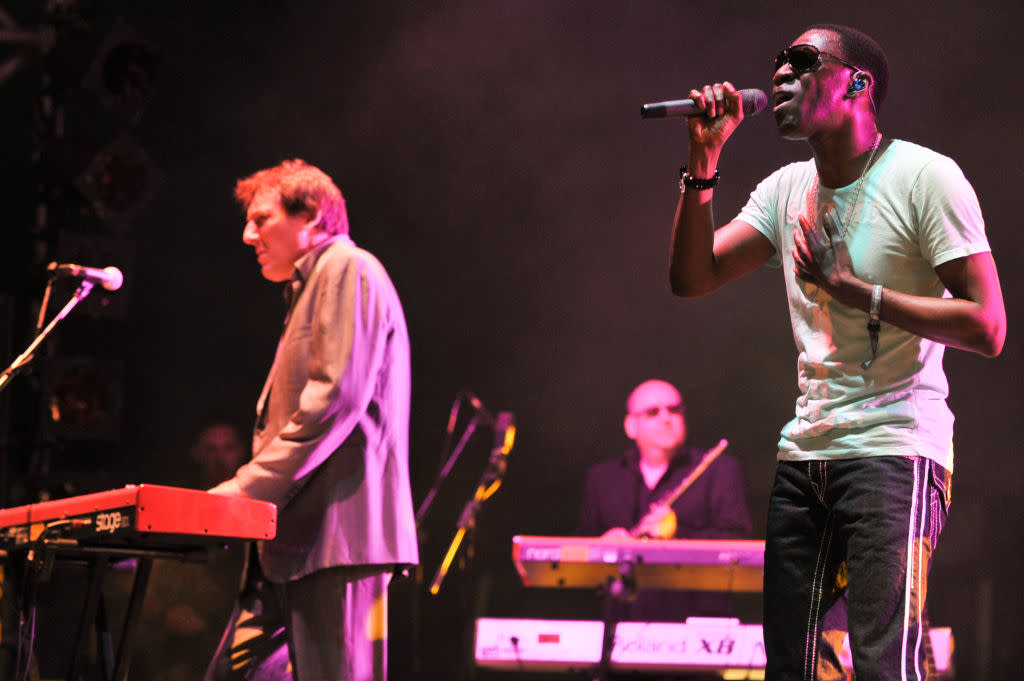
[774,44,861,75]
[631,403,685,419]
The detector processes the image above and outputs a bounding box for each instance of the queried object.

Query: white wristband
[869,284,883,321]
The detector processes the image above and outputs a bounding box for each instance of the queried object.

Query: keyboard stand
[12,540,209,681]
[591,559,637,681]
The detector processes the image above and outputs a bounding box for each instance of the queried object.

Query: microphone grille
[102,266,125,292]
[740,88,769,115]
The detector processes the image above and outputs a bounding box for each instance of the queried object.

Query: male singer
[207,159,418,681]
[665,24,1005,680]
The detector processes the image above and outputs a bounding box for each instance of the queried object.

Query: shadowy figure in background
[189,422,247,489]
[108,421,249,681]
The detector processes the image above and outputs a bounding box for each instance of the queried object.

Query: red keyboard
[0,484,275,681]
[0,483,276,549]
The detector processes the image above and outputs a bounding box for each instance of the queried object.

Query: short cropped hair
[808,23,889,114]
[234,159,348,235]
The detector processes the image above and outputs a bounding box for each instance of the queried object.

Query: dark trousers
[204,556,390,681]
[763,456,950,681]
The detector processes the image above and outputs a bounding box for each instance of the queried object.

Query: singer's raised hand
[685,81,745,149]
[793,208,855,298]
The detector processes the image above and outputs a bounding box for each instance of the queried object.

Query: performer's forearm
[832,279,1004,358]
[881,289,1004,357]
[669,185,719,297]
[820,252,1006,358]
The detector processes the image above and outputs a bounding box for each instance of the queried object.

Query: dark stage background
[0,1,1021,679]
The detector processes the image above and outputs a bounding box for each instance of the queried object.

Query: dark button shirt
[576,444,752,622]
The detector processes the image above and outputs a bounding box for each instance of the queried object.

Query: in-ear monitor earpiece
[849,72,868,94]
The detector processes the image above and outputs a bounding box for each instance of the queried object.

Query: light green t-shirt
[736,140,990,472]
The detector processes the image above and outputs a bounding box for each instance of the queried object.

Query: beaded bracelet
[679,166,720,192]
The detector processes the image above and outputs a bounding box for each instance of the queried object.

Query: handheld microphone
[641,88,768,119]
[47,262,124,292]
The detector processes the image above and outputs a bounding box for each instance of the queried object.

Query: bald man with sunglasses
[576,378,751,667]
[665,23,1005,681]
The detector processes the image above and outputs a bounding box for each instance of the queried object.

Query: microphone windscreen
[739,88,769,115]
[102,266,125,292]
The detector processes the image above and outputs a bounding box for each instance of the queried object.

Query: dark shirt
[576,444,752,622]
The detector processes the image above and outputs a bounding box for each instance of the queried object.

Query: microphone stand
[0,280,95,396]
[415,411,481,527]
[407,392,483,681]
[428,413,512,596]
[0,279,93,673]
[427,447,504,596]
[424,413,513,681]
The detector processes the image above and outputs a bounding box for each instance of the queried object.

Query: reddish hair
[235,159,348,234]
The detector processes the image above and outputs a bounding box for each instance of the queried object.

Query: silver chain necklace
[803,131,886,370]
[807,131,883,238]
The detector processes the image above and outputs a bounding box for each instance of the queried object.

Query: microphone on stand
[463,391,516,454]
[47,262,124,291]
[426,398,516,596]
[3,261,123,395]
[416,392,513,527]
[641,88,768,118]
[493,411,516,456]
[464,391,495,427]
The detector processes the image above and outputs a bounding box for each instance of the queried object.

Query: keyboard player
[576,379,752,680]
